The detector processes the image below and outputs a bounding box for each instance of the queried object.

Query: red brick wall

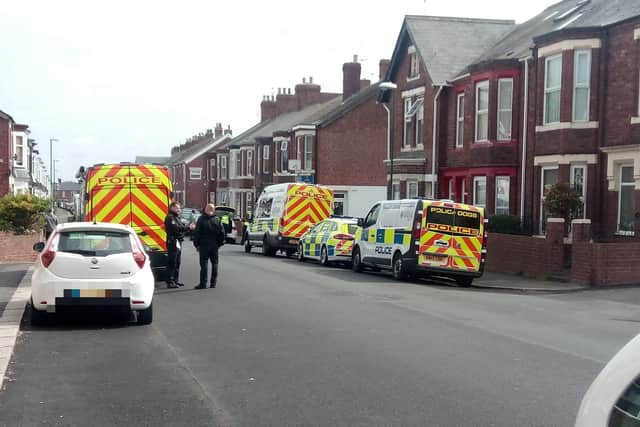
[316,96,387,186]
[0,231,43,262]
[485,233,547,276]
[185,158,208,208]
[0,118,12,196]
[573,241,640,286]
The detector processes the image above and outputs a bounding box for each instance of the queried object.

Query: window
[448,179,455,200]
[304,136,313,170]
[392,183,400,200]
[189,167,202,180]
[209,192,216,203]
[409,50,419,78]
[495,176,510,215]
[246,150,253,177]
[364,204,381,228]
[544,55,562,124]
[263,145,270,173]
[475,81,489,142]
[209,158,216,181]
[235,151,242,177]
[461,179,466,203]
[456,93,464,147]
[14,135,24,166]
[573,50,591,122]
[618,165,635,234]
[233,192,242,213]
[408,181,418,198]
[220,155,228,179]
[257,147,261,174]
[473,176,487,207]
[415,99,424,146]
[541,167,559,232]
[280,140,289,172]
[246,192,254,216]
[404,98,413,147]
[218,190,228,206]
[333,193,346,216]
[571,165,587,218]
[497,78,513,140]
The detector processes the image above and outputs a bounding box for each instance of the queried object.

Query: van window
[256,197,273,218]
[426,205,482,234]
[364,204,381,227]
[379,202,400,228]
[455,209,481,230]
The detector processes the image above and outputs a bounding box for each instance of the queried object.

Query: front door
[540,167,559,233]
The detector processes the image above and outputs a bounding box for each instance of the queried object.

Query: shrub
[543,183,583,225]
[0,194,50,234]
[487,215,525,235]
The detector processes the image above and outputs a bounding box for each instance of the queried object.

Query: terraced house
[382,0,640,239]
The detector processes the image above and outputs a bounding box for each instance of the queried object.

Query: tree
[0,194,50,234]
[543,183,583,226]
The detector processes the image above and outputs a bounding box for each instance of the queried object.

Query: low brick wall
[572,241,640,286]
[0,231,43,263]
[486,233,547,277]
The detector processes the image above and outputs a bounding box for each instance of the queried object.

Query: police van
[352,199,487,286]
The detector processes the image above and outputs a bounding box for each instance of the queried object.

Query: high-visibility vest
[221,215,230,225]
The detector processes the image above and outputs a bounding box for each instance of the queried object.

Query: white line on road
[0,268,32,389]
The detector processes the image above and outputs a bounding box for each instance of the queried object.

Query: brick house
[382,0,640,239]
[167,123,231,208]
[55,181,81,203]
[0,110,15,196]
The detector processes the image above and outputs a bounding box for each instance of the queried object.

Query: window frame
[617,164,635,234]
[304,135,313,170]
[392,182,400,200]
[495,176,510,215]
[415,97,424,147]
[14,135,24,167]
[280,140,289,173]
[497,78,513,141]
[247,149,253,177]
[219,155,228,180]
[475,81,489,143]
[572,49,591,122]
[403,97,413,147]
[570,164,587,218]
[189,167,202,180]
[544,54,563,125]
[473,176,487,208]
[209,158,216,181]
[409,51,419,78]
[456,93,465,148]
[263,145,270,173]
[407,181,419,199]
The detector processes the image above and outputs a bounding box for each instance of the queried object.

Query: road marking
[0,268,32,389]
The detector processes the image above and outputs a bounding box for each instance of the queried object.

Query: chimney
[214,122,223,138]
[342,54,361,100]
[295,76,322,109]
[261,95,277,122]
[360,79,371,89]
[224,125,232,136]
[379,59,390,81]
[275,88,297,116]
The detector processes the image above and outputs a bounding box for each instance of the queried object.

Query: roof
[233,97,342,146]
[57,181,82,191]
[0,110,14,123]
[167,134,231,165]
[314,83,381,128]
[387,16,514,86]
[467,0,640,71]
[134,156,170,165]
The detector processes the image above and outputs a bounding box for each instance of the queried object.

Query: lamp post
[49,138,58,214]
[379,82,397,200]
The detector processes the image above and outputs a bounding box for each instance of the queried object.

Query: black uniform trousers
[166,242,182,284]
[199,244,219,287]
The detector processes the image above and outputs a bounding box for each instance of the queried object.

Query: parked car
[179,207,201,238]
[297,216,360,266]
[30,222,155,325]
[214,206,241,244]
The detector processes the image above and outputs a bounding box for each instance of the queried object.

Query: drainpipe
[182,163,186,205]
[382,103,392,199]
[432,86,446,198]
[520,55,531,222]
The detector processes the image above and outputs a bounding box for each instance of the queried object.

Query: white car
[31,222,155,325]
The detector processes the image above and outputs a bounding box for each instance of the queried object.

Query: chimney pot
[309,76,313,84]
[287,88,291,95]
[353,54,358,62]
[302,77,306,84]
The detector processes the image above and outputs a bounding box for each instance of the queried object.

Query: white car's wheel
[137,303,153,325]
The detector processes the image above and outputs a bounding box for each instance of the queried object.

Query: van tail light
[413,221,421,239]
[130,235,147,269]
[334,233,354,241]
[41,234,59,268]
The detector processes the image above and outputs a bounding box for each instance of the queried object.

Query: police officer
[193,204,225,289]
[164,202,194,289]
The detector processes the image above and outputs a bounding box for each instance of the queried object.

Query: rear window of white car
[58,231,132,257]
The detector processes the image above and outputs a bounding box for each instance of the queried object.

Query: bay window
[495,176,510,215]
[618,165,635,234]
[497,78,513,140]
[473,176,487,207]
[456,93,464,147]
[14,135,24,167]
[573,50,591,122]
[475,81,489,142]
[544,55,562,124]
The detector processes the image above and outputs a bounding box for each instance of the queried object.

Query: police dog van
[245,183,334,256]
[352,199,487,286]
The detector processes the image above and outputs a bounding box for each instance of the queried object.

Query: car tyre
[352,247,364,273]
[137,303,153,325]
[30,305,48,326]
[244,236,252,253]
[297,243,306,262]
[455,276,473,287]
[392,252,408,281]
[262,237,275,257]
[320,245,331,267]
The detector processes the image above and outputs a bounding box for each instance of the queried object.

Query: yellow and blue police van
[352,199,487,286]
[297,216,360,266]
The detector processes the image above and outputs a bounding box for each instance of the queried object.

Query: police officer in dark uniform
[164,202,194,289]
[193,203,225,289]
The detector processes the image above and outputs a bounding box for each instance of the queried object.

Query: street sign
[299,175,315,184]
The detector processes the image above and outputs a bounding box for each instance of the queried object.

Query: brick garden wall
[485,233,547,277]
[0,231,43,263]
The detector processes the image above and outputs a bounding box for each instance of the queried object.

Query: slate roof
[391,16,515,85]
[467,0,640,72]
[134,156,170,165]
[313,83,382,128]
[167,134,231,165]
[0,110,15,123]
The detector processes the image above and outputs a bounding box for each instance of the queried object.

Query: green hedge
[0,194,50,234]
[486,215,532,235]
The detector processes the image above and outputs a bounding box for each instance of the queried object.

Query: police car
[297,217,360,266]
[352,199,487,286]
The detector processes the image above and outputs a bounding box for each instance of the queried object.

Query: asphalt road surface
[1,244,640,427]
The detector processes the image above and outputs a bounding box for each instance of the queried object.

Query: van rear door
[127,166,170,252]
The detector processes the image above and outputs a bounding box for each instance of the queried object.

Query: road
[1,244,640,426]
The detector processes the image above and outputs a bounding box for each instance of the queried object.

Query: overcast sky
[0,0,557,181]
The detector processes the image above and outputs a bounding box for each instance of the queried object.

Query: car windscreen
[57,230,132,257]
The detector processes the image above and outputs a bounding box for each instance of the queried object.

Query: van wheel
[320,246,331,267]
[262,238,275,257]
[352,247,363,273]
[137,303,153,325]
[392,252,408,281]
[456,276,473,287]
[244,236,252,253]
[297,243,305,262]
[30,306,48,326]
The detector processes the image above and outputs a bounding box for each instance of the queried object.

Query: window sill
[631,117,640,125]
[535,121,599,132]
[406,75,421,82]
[471,141,493,148]
[615,231,636,237]
[401,146,424,152]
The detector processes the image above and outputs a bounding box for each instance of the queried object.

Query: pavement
[1,244,639,426]
[0,264,30,318]
[473,272,589,293]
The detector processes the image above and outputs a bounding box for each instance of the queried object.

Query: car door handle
[435,240,449,247]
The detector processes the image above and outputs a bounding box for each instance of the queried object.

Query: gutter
[431,85,448,198]
[519,55,532,222]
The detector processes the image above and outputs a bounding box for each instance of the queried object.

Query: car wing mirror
[33,242,45,252]
[357,218,364,227]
